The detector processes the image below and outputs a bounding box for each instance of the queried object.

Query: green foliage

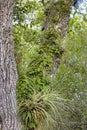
[14,1,66,129]
[53,18,87,129]
[14,0,38,23]
[14,0,87,130]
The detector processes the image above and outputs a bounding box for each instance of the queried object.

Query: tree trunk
[0,0,18,130]
[42,0,73,38]
[40,0,73,78]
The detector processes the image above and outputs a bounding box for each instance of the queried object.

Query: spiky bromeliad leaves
[18,89,71,130]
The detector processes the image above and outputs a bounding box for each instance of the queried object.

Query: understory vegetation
[14,0,87,130]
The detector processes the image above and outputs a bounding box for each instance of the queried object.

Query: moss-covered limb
[42,0,73,37]
[39,0,73,78]
[38,29,64,78]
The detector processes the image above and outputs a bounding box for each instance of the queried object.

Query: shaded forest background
[13,0,87,130]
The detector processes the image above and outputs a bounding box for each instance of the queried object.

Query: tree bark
[0,0,18,130]
[42,0,73,38]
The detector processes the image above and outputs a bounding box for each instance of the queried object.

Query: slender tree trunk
[0,0,18,130]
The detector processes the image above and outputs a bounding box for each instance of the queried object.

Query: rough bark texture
[0,0,18,130]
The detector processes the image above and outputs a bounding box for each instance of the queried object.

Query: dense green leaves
[53,19,87,129]
[14,0,87,130]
